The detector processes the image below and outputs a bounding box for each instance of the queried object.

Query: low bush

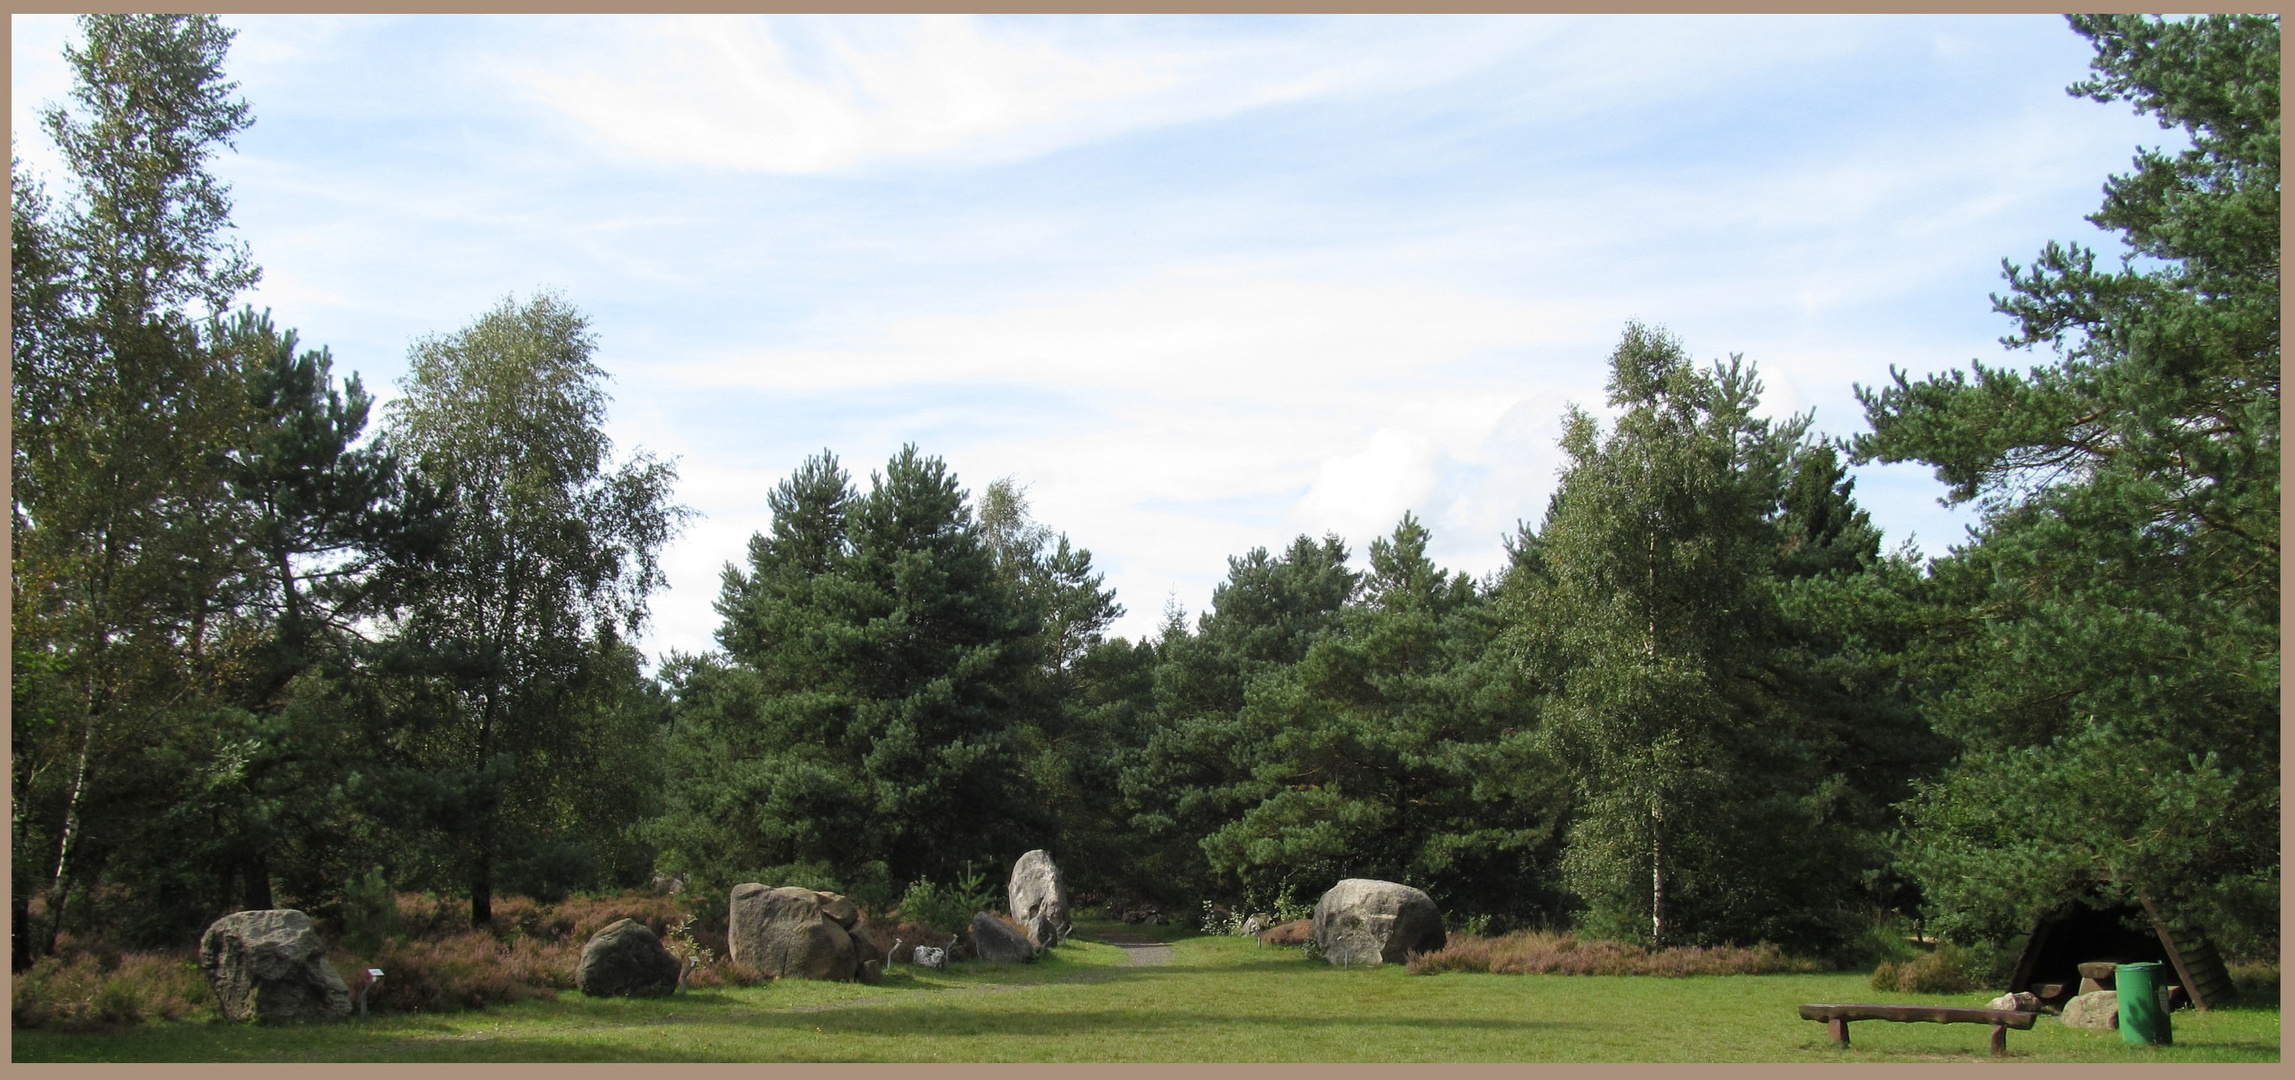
[1407,930,1826,977]
[338,889,723,1013]
[2226,960,2279,1001]
[868,919,954,964]
[12,946,212,1029]
[341,931,572,1014]
[894,864,999,938]
[1867,941,2008,994]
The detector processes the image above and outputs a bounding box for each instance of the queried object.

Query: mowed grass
[15,921,2279,1063]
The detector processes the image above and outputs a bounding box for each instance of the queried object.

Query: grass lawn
[15,920,2279,1062]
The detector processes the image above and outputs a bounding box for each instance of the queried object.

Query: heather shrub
[872,919,952,964]
[346,931,575,1014]
[328,888,719,1013]
[1407,930,1825,976]
[12,948,212,1029]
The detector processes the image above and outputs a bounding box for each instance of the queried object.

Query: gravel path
[1097,936,1176,967]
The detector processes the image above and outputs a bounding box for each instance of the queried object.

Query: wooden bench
[1799,1003,2039,1057]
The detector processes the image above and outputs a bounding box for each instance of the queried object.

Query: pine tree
[657,448,1045,908]
[1853,14,2279,951]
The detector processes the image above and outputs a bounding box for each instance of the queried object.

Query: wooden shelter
[2007,894,2238,1011]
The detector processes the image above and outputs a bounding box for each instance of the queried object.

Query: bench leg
[1829,1018,1849,1046]
[1990,1023,2007,1058]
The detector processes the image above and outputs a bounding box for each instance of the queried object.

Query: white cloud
[508,14,1576,174]
[655,264,1599,404]
[1293,427,1442,541]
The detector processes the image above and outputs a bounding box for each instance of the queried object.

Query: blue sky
[12,14,2169,661]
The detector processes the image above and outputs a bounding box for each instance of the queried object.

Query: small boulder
[1008,850,1071,948]
[2060,990,2120,1029]
[851,924,885,985]
[1259,919,1313,946]
[971,911,1040,964]
[1987,991,2042,1013]
[1311,879,1446,966]
[199,909,353,1023]
[1239,914,1268,937]
[578,918,680,998]
[729,883,859,981]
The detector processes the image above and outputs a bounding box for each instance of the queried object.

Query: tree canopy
[1852,13,2278,951]
[10,13,2276,972]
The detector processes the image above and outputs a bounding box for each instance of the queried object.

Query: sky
[11,14,2172,662]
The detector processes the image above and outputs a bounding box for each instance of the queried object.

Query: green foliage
[652,448,1046,902]
[1867,941,2010,995]
[1852,14,2279,952]
[1114,534,1359,903]
[1195,515,1567,920]
[11,14,314,963]
[1509,323,1919,955]
[1249,883,1316,925]
[340,867,400,953]
[375,292,686,926]
[896,863,1000,937]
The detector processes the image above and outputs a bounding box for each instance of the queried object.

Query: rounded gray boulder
[199,909,353,1023]
[970,911,1040,964]
[577,917,680,997]
[1008,849,1071,948]
[1311,879,1446,966]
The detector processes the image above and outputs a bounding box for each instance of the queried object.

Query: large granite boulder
[199,909,353,1023]
[1311,879,1446,966]
[2060,990,2119,1029]
[577,918,680,997]
[729,884,863,981]
[1008,849,1071,948]
[971,911,1040,964]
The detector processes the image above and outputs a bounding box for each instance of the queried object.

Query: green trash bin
[2117,961,2172,1046]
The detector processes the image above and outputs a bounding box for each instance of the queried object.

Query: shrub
[343,931,574,1014]
[324,888,717,1014]
[1407,930,1826,977]
[869,919,952,964]
[2226,959,2278,1000]
[339,868,399,952]
[1836,912,1921,971]
[1868,941,2008,994]
[12,948,212,1029]
[896,866,997,938]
